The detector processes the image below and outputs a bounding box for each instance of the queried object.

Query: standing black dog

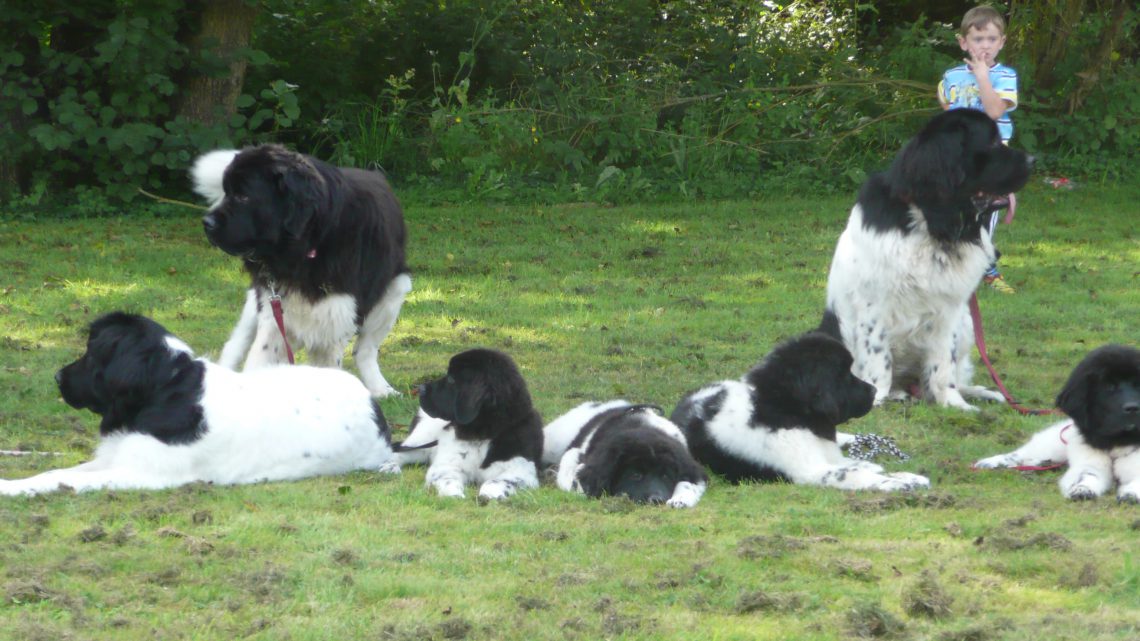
[192,145,410,397]
[397,349,544,501]
[975,345,1140,501]
[671,332,930,491]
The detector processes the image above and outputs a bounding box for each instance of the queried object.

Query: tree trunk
[175,0,258,126]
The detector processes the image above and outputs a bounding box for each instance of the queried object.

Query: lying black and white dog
[974,345,1140,502]
[820,109,1034,411]
[397,349,543,501]
[192,144,410,397]
[542,401,707,508]
[0,313,397,496]
[671,332,929,492]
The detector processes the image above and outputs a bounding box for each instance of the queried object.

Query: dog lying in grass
[1,312,397,496]
[974,344,1140,502]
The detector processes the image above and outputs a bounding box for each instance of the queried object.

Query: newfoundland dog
[543,401,707,507]
[671,332,929,492]
[0,313,397,496]
[396,349,543,501]
[820,109,1034,411]
[192,144,410,398]
[974,345,1140,502]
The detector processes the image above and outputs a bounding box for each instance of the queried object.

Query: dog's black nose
[202,214,218,233]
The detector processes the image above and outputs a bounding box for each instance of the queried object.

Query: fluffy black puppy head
[56,312,206,443]
[201,144,338,260]
[1055,344,1140,449]
[889,109,1033,240]
[576,411,705,504]
[744,332,875,438]
[419,348,533,431]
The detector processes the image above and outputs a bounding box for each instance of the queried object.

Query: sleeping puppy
[1,313,397,496]
[397,349,543,501]
[974,345,1140,502]
[671,332,929,492]
[543,401,707,508]
[820,109,1034,411]
[192,144,410,398]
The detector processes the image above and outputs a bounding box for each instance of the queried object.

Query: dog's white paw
[376,460,402,475]
[1066,485,1100,501]
[432,478,466,498]
[368,383,400,399]
[881,472,930,491]
[478,479,519,502]
[973,454,1017,469]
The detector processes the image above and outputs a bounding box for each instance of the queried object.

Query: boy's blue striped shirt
[938,62,1018,141]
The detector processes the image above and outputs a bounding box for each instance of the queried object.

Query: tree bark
[175,0,258,126]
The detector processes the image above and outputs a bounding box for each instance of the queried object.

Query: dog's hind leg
[218,289,259,369]
[354,273,412,397]
[973,420,1071,469]
[478,457,539,501]
[1060,434,1114,500]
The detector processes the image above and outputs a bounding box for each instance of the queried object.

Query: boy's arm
[966,54,1009,120]
[936,78,950,109]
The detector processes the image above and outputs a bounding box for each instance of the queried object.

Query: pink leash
[968,293,1058,417]
[268,288,296,365]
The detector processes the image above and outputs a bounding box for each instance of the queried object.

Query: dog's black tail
[392,440,439,452]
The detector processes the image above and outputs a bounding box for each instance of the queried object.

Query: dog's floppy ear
[452,380,486,425]
[892,123,966,205]
[1056,359,1095,429]
[269,147,326,239]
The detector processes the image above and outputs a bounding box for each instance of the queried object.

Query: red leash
[968,293,1058,416]
[268,287,296,365]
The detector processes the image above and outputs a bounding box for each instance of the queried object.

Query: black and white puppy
[543,401,707,508]
[671,332,929,491]
[0,313,397,496]
[821,109,1034,411]
[974,345,1140,502]
[192,144,410,397]
[397,349,543,501]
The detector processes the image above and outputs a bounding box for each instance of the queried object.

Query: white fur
[974,420,1140,501]
[696,380,929,492]
[825,203,1002,411]
[398,409,538,501]
[544,401,706,508]
[0,362,397,496]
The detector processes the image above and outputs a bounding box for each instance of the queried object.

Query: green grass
[1,184,1139,640]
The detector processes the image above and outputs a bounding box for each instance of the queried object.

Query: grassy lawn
[1,183,1138,640]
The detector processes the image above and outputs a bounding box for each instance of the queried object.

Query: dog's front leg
[477,457,538,501]
[1059,435,1114,500]
[243,304,290,370]
[923,323,975,410]
[666,481,706,508]
[973,421,1071,469]
[1113,448,1140,503]
[851,320,893,405]
[425,463,467,498]
[218,289,259,369]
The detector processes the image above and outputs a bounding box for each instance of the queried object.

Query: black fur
[671,332,876,484]
[572,406,707,504]
[202,144,408,321]
[858,109,1033,244]
[56,312,207,445]
[418,348,543,467]
[1056,344,1140,451]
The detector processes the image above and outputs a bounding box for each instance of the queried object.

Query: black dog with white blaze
[397,348,543,501]
[975,345,1140,502]
[821,109,1034,411]
[671,332,929,492]
[192,144,410,397]
[543,401,707,507]
[1,312,398,496]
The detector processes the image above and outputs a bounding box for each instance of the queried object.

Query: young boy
[938,5,1019,293]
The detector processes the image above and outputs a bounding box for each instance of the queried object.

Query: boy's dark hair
[961,5,1006,35]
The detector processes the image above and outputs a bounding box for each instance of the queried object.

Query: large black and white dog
[542,401,707,507]
[671,332,929,491]
[0,313,398,496]
[192,145,410,398]
[821,109,1034,411]
[974,345,1140,502]
[397,349,543,501]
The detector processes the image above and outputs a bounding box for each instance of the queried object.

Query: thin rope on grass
[138,188,208,211]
